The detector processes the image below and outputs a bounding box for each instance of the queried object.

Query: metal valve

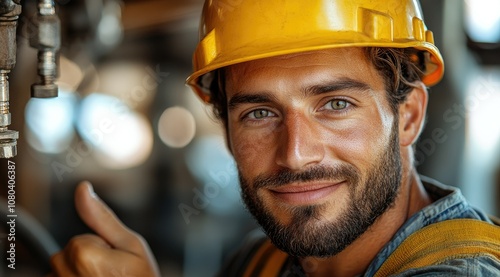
[0,0,21,158]
[30,0,60,98]
[0,0,60,158]
[0,73,19,158]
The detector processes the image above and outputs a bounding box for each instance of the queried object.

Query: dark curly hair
[206,47,426,126]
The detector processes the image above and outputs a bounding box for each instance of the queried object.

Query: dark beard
[239,121,402,258]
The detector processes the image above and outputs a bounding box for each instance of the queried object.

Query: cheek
[229,127,279,176]
[321,118,392,170]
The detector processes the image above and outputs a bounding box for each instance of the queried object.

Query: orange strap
[242,219,499,277]
[374,219,500,277]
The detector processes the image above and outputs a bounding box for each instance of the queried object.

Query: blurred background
[0,0,499,276]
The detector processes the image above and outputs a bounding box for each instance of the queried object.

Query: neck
[299,170,432,277]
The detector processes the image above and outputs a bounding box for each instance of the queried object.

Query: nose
[275,113,325,170]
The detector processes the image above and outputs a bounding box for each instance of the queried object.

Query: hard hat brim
[186,38,444,102]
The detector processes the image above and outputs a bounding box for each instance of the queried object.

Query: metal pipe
[0,0,61,158]
[0,0,20,158]
[30,0,60,98]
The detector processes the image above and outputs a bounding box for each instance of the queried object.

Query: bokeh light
[465,0,500,43]
[77,93,153,169]
[25,90,77,154]
[158,106,196,148]
[467,73,500,153]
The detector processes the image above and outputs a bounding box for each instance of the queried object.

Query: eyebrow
[228,78,371,111]
[303,78,371,97]
[228,94,277,111]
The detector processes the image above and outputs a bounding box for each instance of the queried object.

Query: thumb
[74,181,142,254]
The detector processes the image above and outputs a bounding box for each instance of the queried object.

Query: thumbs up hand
[49,182,161,277]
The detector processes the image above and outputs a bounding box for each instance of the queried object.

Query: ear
[398,82,428,147]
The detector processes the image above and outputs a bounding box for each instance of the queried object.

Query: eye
[324,99,349,110]
[247,109,276,119]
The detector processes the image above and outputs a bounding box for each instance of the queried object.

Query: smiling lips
[269,182,345,205]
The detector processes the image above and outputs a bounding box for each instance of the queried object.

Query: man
[49,0,500,276]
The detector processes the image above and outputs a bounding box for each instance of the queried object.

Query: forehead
[225,48,383,93]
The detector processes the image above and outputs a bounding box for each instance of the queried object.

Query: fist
[49,182,160,277]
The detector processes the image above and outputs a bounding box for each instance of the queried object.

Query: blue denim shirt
[363,176,499,276]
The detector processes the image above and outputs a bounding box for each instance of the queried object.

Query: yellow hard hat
[187,0,445,102]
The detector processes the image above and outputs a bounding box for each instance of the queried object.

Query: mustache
[252,165,360,189]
